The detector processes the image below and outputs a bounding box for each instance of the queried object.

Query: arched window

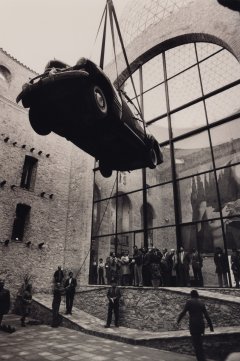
[0,65,11,84]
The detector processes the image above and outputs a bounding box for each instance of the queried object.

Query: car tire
[29,107,51,136]
[90,85,108,118]
[148,147,158,169]
[99,162,112,178]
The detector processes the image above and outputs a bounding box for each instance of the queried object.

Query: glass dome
[119,0,195,47]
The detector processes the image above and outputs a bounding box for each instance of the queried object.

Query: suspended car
[16,57,163,177]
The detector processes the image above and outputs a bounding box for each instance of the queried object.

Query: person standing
[53,266,64,285]
[231,249,240,288]
[0,278,10,327]
[214,247,229,287]
[192,248,204,287]
[104,279,121,328]
[20,284,32,327]
[98,258,105,285]
[177,246,191,286]
[133,246,143,287]
[51,282,64,327]
[64,272,77,315]
[120,251,130,286]
[177,290,214,361]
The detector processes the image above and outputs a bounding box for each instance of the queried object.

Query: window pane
[177,173,219,224]
[143,84,166,121]
[92,199,116,237]
[168,66,202,109]
[142,54,164,91]
[210,118,240,168]
[166,43,197,78]
[200,49,240,94]
[151,226,176,251]
[171,102,207,138]
[94,171,117,200]
[147,117,169,143]
[180,224,223,287]
[206,85,240,124]
[118,169,143,193]
[146,146,172,185]
[196,42,223,61]
[174,131,213,178]
[146,183,175,227]
[217,165,240,217]
[123,70,140,98]
[117,191,144,232]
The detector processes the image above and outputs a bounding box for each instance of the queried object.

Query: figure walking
[177,290,214,361]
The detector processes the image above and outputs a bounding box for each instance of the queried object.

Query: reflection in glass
[180,224,221,287]
[142,54,164,91]
[92,198,116,237]
[174,131,213,178]
[206,86,240,123]
[151,226,176,251]
[166,43,196,79]
[146,146,172,185]
[210,119,240,168]
[147,183,175,227]
[143,84,166,121]
[217,165,240,222]
[95,171,117,200]
[178,172,219,224]
[117,191,143,232]
[118,169,143,193]
[168,66,202,109]
[200,50,240,94]
[147,117,169,143]
[171,101,207,138]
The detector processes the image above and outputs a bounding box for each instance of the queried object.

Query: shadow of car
[16,57,163,177]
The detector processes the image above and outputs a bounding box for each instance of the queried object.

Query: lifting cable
[75,0,149,280]
[107,0,148,137]
[75,174,117,279]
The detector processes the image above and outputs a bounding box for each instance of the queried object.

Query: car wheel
[91,85,108,118]
[148,147,158,169]
[29,107,51,136]
[99,162,112,178]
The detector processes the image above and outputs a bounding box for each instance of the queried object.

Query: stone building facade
[0,48,94,293]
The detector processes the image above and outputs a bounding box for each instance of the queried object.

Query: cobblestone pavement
[0,315,198,361]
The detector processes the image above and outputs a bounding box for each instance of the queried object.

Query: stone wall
[75,286,240,332]
[0,49,94,293]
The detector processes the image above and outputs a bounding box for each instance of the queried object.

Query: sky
[0,0,129,73]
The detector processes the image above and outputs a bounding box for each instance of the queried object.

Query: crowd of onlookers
[90,245,240,288]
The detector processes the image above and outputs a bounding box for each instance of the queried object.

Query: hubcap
[95,89,105,110]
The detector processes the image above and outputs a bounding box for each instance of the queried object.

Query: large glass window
[90,41,240,288]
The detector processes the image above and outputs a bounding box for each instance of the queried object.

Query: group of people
[91,246,240,288]
[51,266,77,327]
[91,246,202,287]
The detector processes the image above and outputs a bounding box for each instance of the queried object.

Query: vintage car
[16,57,163,177]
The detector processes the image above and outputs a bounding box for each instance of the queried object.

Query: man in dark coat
[0,279,10,326]
[214,247,229,287]
[51,282,64,327]
[104,279,121,328]
[64,271,77,315]
[177,290,214,361]
[192,248,204,287]
[53,266,64,285]
[177,246,191,286]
